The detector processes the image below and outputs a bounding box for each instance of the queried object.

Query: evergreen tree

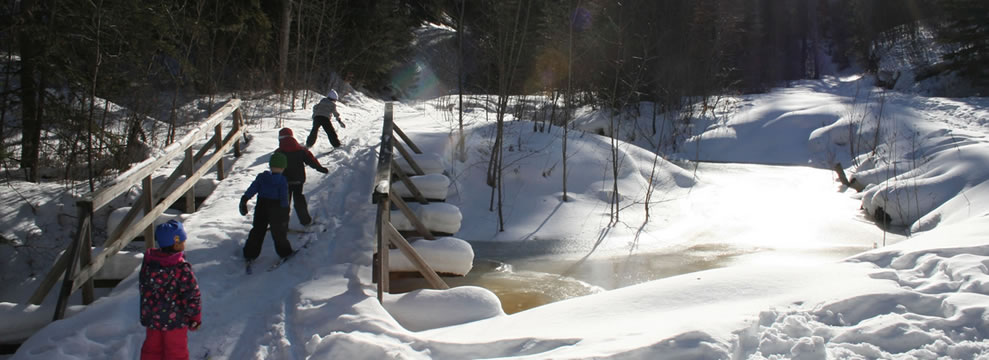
[937,0,989,87]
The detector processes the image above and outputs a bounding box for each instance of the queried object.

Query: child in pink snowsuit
[139,220,202,360]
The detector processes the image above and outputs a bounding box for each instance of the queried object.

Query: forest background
[1,0,986,188]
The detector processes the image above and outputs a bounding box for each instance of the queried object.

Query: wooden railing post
[389,191,435,240]
[143,176,154,249]
[214,124,225,180]
[185,148,196,213]
[29,99,247,310]
[392,125,423,154]
[233,109,244,158]
[374,103,395,302]
[376,197,390,301]
[392,138,425,176]
[53,201,92,320]
[80,205,95,305]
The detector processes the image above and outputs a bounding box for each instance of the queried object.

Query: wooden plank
[392,138,425,176]
[376,200,390,300]
[184,148,196,213]
[372,103,395,204]
[214,124,225,180]
[192,134,217,163]
[27,200,92,305]
[80,218,94,305]
[69,125,244,293]
[391,167,430,205]
[33,101,246,306]
[53,215,89,320]
[142,176,154,249]
[153,160,185,205]
[383,222,448,290]
[88,99,241,210]
[392,124,423,154]
[232,109,244,158]
[27,247,69,304]
[388,190,435,240]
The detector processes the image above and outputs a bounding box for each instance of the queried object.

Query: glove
[239,198,249,216]
[317,167,329,174]
[337,119,346,128]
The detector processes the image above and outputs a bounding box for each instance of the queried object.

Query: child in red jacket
[140,220,202,360]
[275,127,328,226]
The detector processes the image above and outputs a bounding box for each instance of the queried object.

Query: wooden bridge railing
[28,99,248,320]
[372,102,448,302]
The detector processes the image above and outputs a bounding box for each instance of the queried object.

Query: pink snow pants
[141,327,189,360]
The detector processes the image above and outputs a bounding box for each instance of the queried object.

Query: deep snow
[2,74,989,359]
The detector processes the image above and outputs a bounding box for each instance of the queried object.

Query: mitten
[337,119,346,128]
[317,167,329,174]
[239,197,249,216]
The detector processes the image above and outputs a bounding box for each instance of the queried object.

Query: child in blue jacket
[140,220,202,360]
[239,152,294,260]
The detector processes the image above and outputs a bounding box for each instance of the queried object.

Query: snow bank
[382,286,504,331]
[390,202,462,235]
[391,173,450,201]
[395,153,447,176]
[388,236,473,275]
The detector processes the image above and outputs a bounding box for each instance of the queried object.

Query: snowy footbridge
[371,102,473,301]
[25,99,248,320]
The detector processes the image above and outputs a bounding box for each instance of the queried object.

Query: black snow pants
[244,198,293,259]
[306,116,341,148]
[288,183,312,226]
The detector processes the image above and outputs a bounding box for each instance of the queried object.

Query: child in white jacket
[306,89,347,148]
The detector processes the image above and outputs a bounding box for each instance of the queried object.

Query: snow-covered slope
[6,74,989,359]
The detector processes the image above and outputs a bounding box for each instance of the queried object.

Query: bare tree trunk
[292,0,305,110]
[487,0,533,231]
[1,51,12,168]
[87,0,104,191]
[456,0,467,163]
[562,0,579,203]
[607,7,626,226]
[277,0,293,94]
[18,0,42,182]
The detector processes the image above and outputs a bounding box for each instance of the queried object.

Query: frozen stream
[393,162,906,313]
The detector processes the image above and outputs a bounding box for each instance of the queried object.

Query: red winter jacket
[139,249,202,330]
[276,136,327,184]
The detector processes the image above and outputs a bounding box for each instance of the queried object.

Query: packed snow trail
[174,100,384,359]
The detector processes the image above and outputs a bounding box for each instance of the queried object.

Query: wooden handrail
[69,123,244,293]
[391,167,430,204]
[372,102,448,300]
[388,191,435,240]
[383,222,448,290]
[392,138,425,176]
[28,99,246,318]
[392,125,423,154]
[88,99,241,211]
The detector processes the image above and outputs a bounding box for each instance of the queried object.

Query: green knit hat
[269,152,288,169]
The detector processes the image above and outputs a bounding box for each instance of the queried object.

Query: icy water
[393,163,903,314]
